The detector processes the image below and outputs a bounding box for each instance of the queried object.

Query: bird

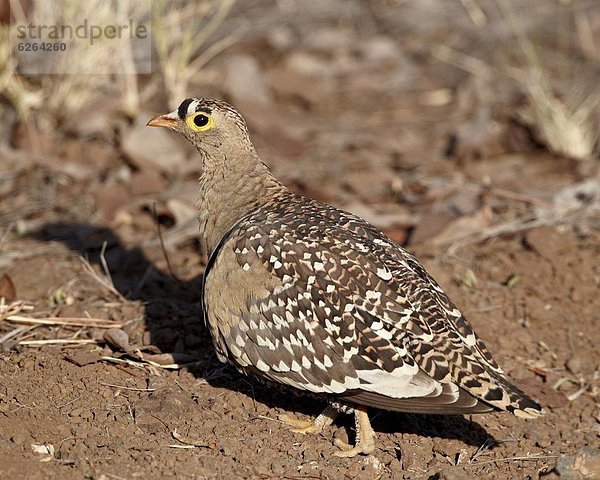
[147,97,543,458]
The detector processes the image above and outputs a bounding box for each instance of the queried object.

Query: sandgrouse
[148,98,543,457]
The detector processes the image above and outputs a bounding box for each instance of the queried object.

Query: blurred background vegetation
[1,0,598,158]
[1,0,598,282]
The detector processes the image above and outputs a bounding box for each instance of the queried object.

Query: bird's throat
[197,152,281,256]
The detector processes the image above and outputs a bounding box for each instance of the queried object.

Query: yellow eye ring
[186,112,215,132]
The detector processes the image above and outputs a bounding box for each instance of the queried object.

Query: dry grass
[4,314,122,329]
[443,206,599,255]
[438,0,599,162]
[3,0,150,128]
[79,243,127,303]
[494,0,599,161]
[518,79,598,161]
[3,0,238,135]
[0,25,42,119]
[467,454,558,467]
[0,299,122,349]
[152,0,238,108]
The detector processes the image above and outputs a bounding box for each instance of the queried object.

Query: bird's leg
[333,406,376,457]
[279,404,339,434]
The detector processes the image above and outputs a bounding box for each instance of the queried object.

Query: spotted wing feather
[203,192,543,417]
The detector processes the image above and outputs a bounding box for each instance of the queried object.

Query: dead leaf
[0,274,16,301]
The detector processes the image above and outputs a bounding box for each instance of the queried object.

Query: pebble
[122,114,188,174]
[556,447,600,479]
[224,55,272,106]
[436,468,476,480]
[566,355,585,374]
[103,328,131,352]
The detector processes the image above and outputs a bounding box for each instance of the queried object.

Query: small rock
[66,351,102,367]
[103,328,131,352]
[224,55,272,106]
[305,27,354,54]
[360,36,399,62]
[556,447,600,479]
[566,355,585,375]
[536,436,552,449]
[266,26,295,51]
[436,467,475,480]
[31,443,54,462]
[285,51,331,77]
[122,114,188,174]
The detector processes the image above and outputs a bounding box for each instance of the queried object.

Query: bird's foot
[333,439,375,458]
[333,406,376,458]
[279,405,338,435]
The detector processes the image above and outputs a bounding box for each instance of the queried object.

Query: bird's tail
[478,368,545,418]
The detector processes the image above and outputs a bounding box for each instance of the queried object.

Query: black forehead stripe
[196,106,212,114]
[177,98,195,119]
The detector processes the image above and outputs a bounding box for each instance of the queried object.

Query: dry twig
[467,454,558,467]
[99,382,156,392]
[79,254,127,302]
[17,339,99,346]
[4,314,121,329]
[169,429,216,449]
[152,203,178,280]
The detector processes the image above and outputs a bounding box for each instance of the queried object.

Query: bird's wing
[203,197,542,417]
[297,198,542,417]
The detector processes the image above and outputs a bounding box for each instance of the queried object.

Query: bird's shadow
[30,221,495,449]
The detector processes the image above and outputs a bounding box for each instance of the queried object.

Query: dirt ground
[1,1,600,479]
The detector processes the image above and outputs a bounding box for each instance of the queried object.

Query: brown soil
[1,2,599,479]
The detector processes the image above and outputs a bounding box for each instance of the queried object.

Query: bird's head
[147,97,254,161]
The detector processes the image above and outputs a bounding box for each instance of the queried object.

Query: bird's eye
[194,115,208,127]
[186,112,214,132]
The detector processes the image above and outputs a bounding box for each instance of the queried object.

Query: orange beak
[146,112,179,129]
